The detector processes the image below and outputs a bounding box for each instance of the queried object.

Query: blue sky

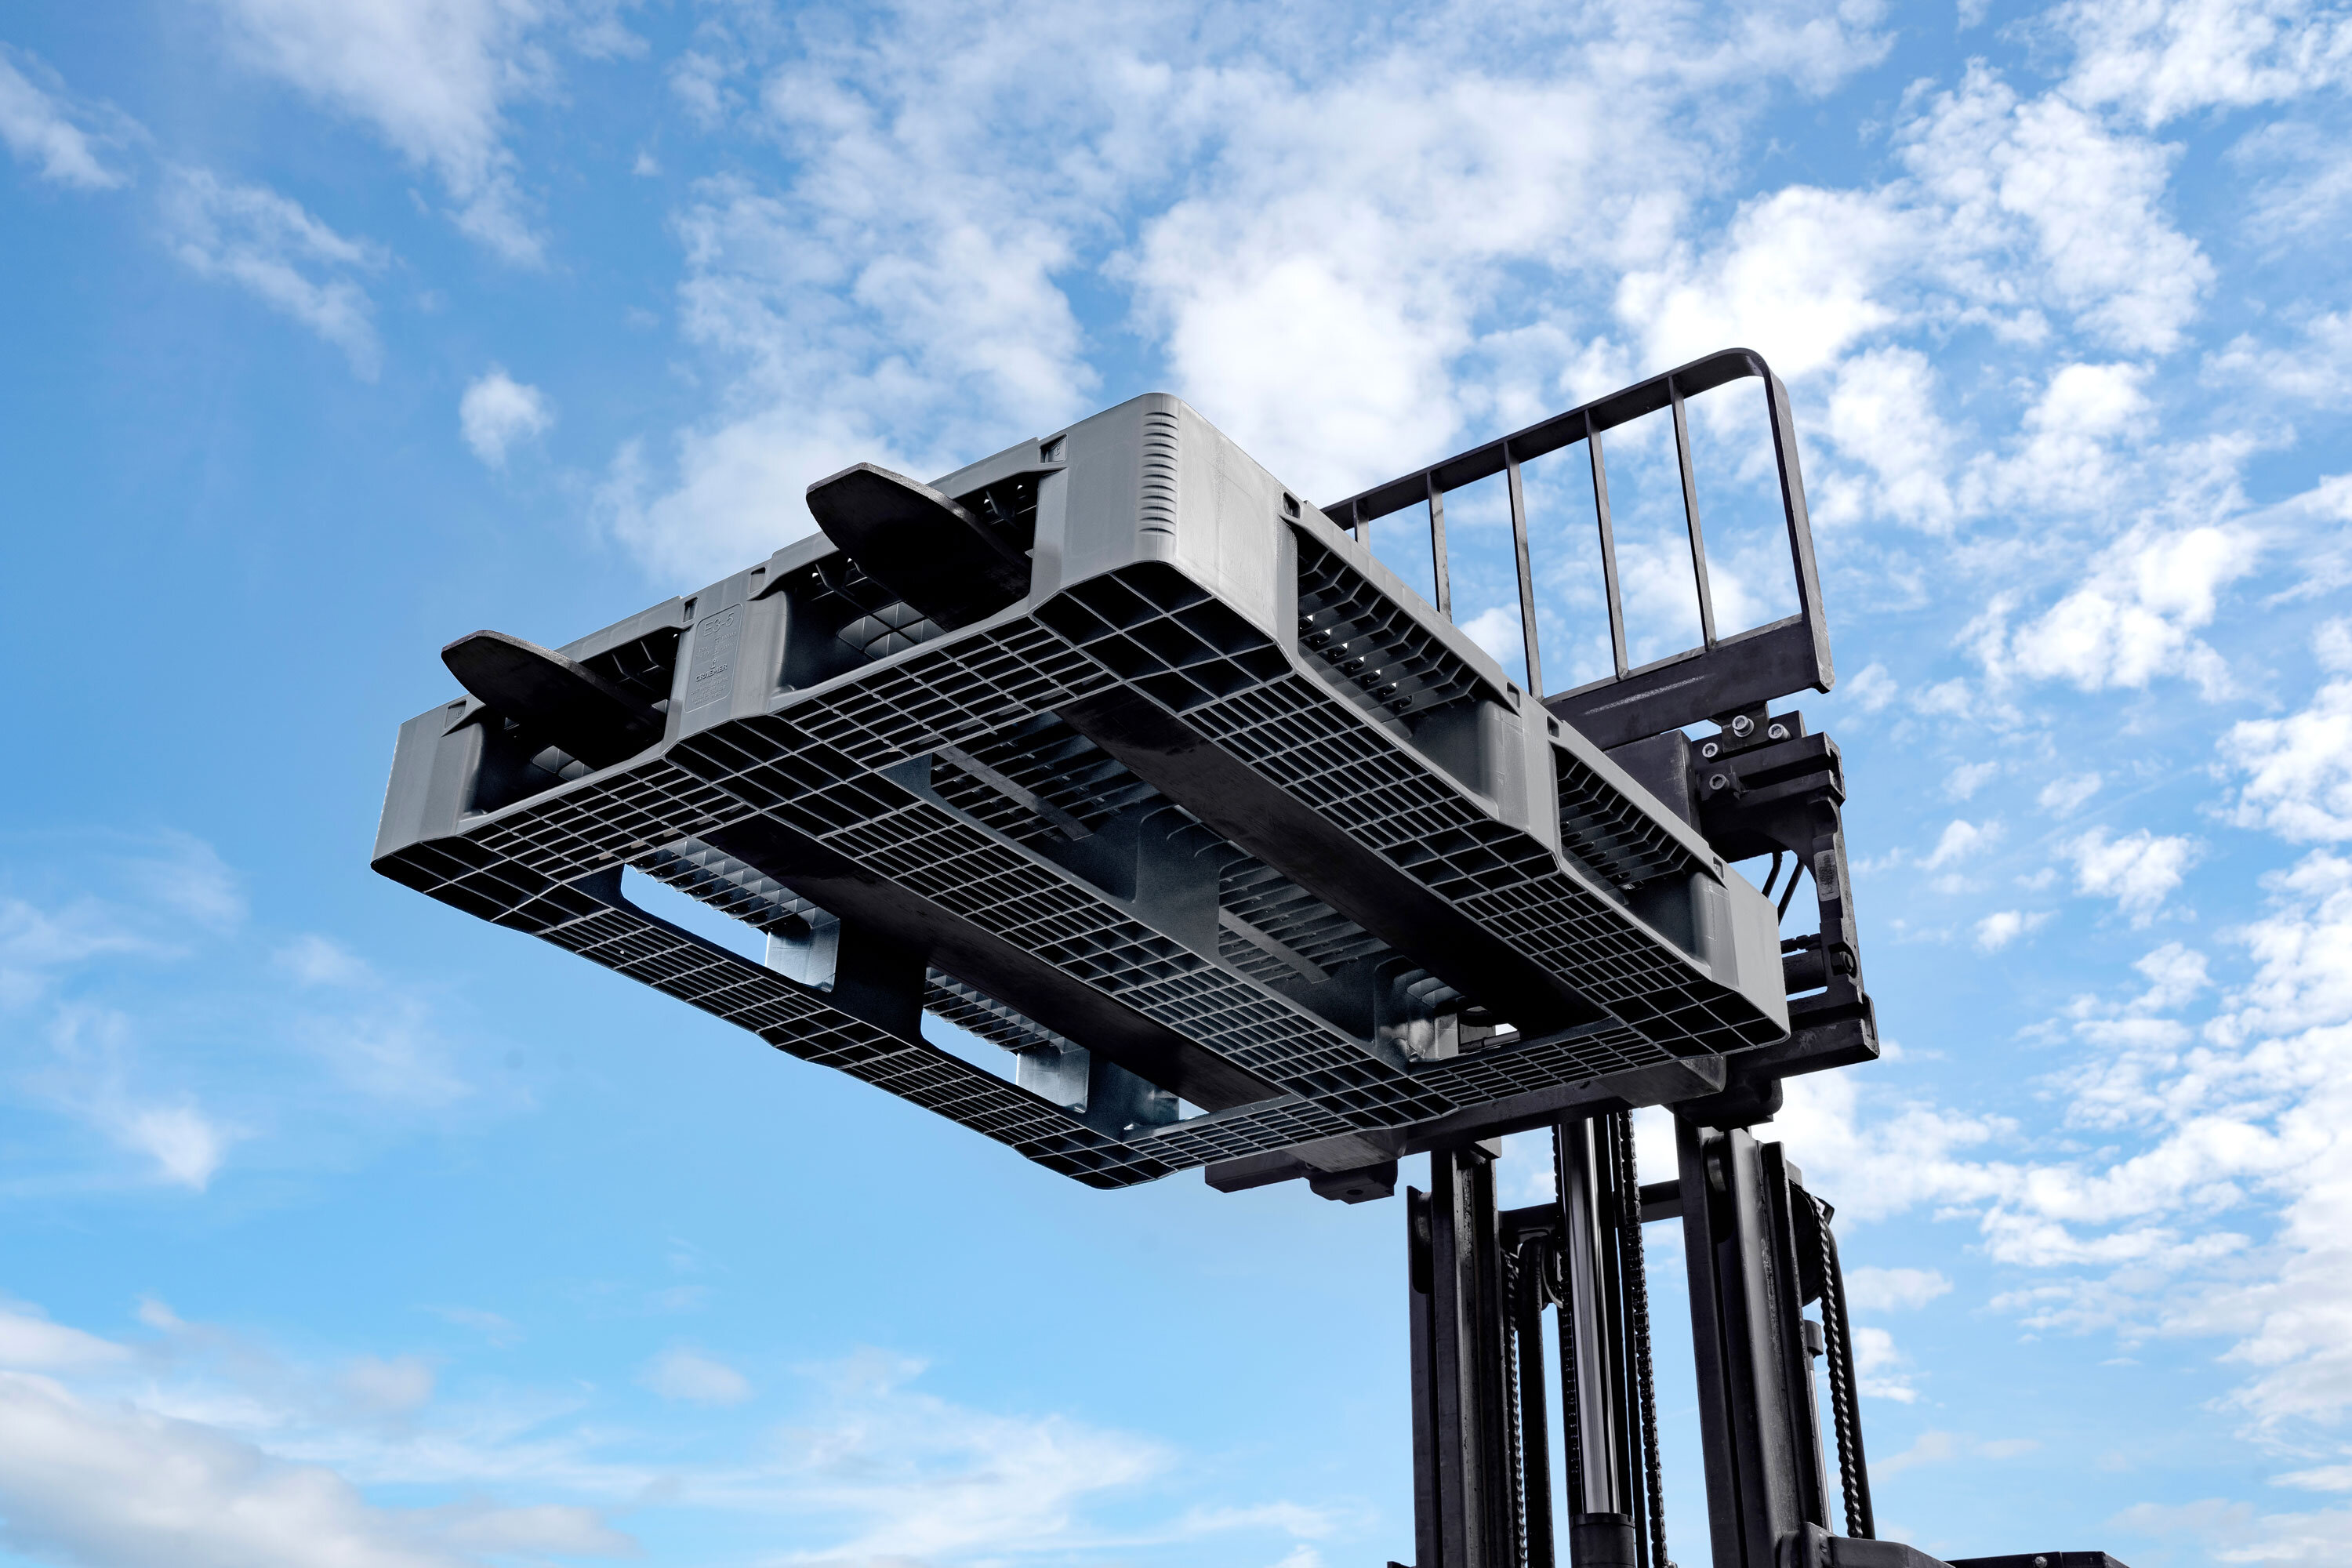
[3,1,2351,1565]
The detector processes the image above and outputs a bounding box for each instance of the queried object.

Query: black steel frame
[1344,356,2118,1568]
[1399,1113,1913,1568]
[1323,347,1832,753]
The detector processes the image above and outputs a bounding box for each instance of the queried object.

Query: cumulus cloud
[160,167,386,378]
[638,1346,750,1406]
[1842,1266,1954,1312]
[1922,818,2000,871]
[601,0,1902,581]
[0,45,130,190]
[459,368,554,467]
[1849,1324,1918,1402]
[1899,67,2212,353]
[1818,347,1957,529]
[2066,827,2198,924]
[1618,183,1910,380]
[2221,642,2352,843]
[1975,909,2053,952]
[1458,605,1523,668]
[2206,310,2352,405]
[1993,513,2260,697]
[1773,851,2352,1444]
[2058,0,2352,125]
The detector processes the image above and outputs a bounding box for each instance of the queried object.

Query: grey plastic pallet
[376,378,1791,1188]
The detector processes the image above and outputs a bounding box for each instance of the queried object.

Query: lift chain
[1613,1110,1672,1568]
[1811,1192,1876,1541]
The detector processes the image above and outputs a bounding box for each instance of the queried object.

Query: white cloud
[2320,618,2352,673]
[213,0,554,263]
[1899,67,2212,353]
[0,898,159,1009]
[1459,606,1523,667]
[1773,851,2352,1443]
[608,1,1898,581]
[2222,666,2352,844]
[120,832,247,932]
[0,1292,1320,1568]
[1842,1266,1953,1312]
[2038,772,2103,815]
[339,1356,435,1416]
[0,1365,632,1567]
[1875,1428,1959,1475]
[1946,760,2000,801]
[1998,514,2260,697]
[2058,0,2352,126]
[2116,1497,2352,1565]
[2067,827,2198,924]
[1975,909,2053,952]
[638,1346,750,1406]
[118,1103,234,1190]
[1620,183,1909,382]
[0,1307,132,1373]
[1873,1428,2039,1474]
[458,368,554,467]
[1923,818,2000,871]
[276,934,371,987]
[0,45,129,190]
[160,167,386,378]
[1772,1072,2014,1225]
[1841,662,1896,713]
[1850,1325,1918,1402]
[757,1349,1173,1563]
[2207,310,2352,405]
[1817,347,1958,529]
[2,834,510,1190]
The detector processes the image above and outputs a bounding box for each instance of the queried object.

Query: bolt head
[1730,713,1754,736]
[1700,740,1720,758]
[1709,772,1729,790]
[1767,722,1789,741]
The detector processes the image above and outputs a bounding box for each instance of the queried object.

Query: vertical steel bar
[1587,419,1629,680]
[1671,381,1719,649]
[1410,1188,1444,1568]
[1515,1258,1558,1568]
[1428,474,1454,619]
[1676,1119,1748,1568]
[1504,443,1544,695]
[1432,1155,1482,1568]
[1763,370,1834,687]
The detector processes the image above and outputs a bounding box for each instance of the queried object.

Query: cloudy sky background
[4,1,2352,1564]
